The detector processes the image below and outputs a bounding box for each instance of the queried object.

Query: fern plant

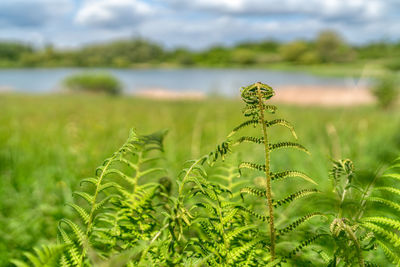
[54,129,167,266]
[321,157,400,266]
[208,82,324,264]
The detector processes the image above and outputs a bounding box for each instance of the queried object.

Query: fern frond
[264,105,278,114]
[225,225,256,243]
[199,220,218,241]
[362,222,400,247]
[330,159,354,182]
[208,141,232,163]
[277,213,324,237]
[236,136,264,145]
[265,119,298,139]
[240,186,266,198]
[59,219,86,246]
[374,186,400,197]
[228,119,259,137]
[59,255,70,267]
[362,217,400,231]
[367,197,400,212]
[102,168,135,186]
[72,191,94,205]
[376,240,400,265]
[365,261,379,267]
[79,177,99,187]
[66,203,90,225]
[195,202,217,216]
[58,227,80,266]
[381,173,400,182]
[221,208,238,225]
[269,142,309,154]
[94,194,117,212]
[236,205,269,221]
[243,103,277,117]
[271,170,316,185]
[283,234,324,260]
[273,189,319,207]
[238,162,265,173]
[241,82,275,103]
[227,239,263,264]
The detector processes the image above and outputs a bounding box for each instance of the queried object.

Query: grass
[0,93,399,264]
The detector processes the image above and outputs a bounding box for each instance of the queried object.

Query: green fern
[14,83,398,267]
[208,82,319,264]
[323,157,400,266]
[55,129,168,266]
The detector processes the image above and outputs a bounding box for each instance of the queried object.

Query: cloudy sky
[0,0,399,49]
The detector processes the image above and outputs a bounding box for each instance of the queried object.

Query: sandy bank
[0,86,13,93]
[272,85,374,106]
[135,88,206,100]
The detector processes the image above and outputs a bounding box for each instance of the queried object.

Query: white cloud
[0,0,399,48]
[75,0,154,28]
[169,0,385,21]
[139,16,330,49]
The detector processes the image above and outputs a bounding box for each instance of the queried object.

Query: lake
[0,68,368,95]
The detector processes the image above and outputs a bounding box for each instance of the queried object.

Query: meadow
[1,91,399,266]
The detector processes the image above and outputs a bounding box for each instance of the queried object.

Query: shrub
[371,74,399,109]
[63,72,122,95]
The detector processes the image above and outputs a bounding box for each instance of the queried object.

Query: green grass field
[0,93,399,265]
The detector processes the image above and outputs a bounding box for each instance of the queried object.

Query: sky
[0,0,399,49]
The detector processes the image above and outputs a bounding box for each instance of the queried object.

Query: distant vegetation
[0,30,399,74]
[63,73,122,95]
[372,74,399,109]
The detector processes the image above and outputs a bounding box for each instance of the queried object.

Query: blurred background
[0,0,399,265]
[0,0,399,97]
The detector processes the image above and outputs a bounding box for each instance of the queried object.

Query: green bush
[372,74,399,109]
[63,72,122,95]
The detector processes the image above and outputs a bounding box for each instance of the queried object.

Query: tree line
[1,30,399,69]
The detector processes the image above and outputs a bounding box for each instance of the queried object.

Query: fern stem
[256,83,276,260]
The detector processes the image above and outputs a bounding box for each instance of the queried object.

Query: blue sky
[0,0,399,49]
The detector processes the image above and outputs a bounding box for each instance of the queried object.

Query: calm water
[0,68,368,95]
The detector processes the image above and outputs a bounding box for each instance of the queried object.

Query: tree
[316,30,355,63]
